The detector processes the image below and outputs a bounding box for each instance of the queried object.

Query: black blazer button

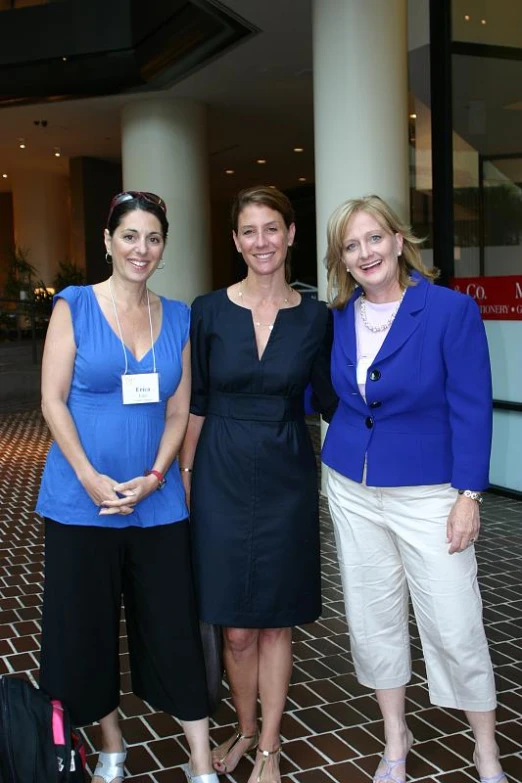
[365,416,374,428]
[369,401,382,409]
[369,369,381,381]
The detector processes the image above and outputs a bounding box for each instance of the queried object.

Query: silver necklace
[238,279,291,330]
[360,289,405,333]
[108,278,156,372]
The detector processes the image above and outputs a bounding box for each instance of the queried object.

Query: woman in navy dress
[180,186,336,783]
[37,192,217,783]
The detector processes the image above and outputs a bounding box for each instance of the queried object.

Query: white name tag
[121,373,160,404]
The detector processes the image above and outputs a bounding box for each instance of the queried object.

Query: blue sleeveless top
[36,285,190,528]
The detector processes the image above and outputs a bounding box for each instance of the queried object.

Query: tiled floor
[0,408,521,782]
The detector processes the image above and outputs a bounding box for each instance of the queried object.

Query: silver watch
[458,489,483,505]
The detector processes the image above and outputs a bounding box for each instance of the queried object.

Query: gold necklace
[237,279,291,330]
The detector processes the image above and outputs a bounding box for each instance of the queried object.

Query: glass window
[452,33,522,278]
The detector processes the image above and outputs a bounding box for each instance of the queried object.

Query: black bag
[0,676,86,783]
[200,622,224,715]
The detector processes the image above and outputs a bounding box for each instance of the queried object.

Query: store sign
[450,276,522,320]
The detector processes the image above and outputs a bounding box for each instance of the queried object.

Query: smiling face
[233,203,295,278]
[104,208,165,282]
[342,210,404,302]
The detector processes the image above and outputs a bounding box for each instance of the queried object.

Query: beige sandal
[255,745,281,783]
[212,724,259,773]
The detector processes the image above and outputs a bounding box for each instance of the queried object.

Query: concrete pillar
[11,170,70,288]
[312,0,409,298]
[121,98,211,304]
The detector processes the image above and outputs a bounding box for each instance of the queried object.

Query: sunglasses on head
[107,191,167,225]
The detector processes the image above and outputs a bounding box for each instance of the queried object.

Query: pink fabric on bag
[51,699,65,745]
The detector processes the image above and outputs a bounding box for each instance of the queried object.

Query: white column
[11,170,70,288]
[313,0,409,299]
[121,98,211,304]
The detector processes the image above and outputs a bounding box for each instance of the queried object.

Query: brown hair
[231,185,295,282]
[325,194,438,309]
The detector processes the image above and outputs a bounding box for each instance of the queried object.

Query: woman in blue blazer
[322,196,506,783]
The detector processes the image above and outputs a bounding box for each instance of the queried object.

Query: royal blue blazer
[322,273,492,489]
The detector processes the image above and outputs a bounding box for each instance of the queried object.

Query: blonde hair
[325,195,438,309]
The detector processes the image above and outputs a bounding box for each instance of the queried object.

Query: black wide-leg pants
[40,518,209,726]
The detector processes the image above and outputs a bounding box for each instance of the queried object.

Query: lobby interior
[0,1,521,781]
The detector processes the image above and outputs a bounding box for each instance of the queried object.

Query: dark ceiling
[0,0,257,106]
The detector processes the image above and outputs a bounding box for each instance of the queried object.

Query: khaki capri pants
[327,468,496,712]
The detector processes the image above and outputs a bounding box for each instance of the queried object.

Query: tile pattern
[0,409,521,782]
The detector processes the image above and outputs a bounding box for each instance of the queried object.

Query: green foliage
[52,260,86,293]
[0,246,52,338]
[3,245,37,300]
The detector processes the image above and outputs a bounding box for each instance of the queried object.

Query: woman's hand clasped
[446,494,480,554]
[80,469,158,515]
[97,474,160,515]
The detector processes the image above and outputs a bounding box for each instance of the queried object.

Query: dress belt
[207,391,304,422]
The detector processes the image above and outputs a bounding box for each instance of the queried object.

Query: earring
[105,252,112,265]
[157,259,165,270]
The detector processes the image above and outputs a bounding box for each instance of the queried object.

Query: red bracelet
[144,469,166,489]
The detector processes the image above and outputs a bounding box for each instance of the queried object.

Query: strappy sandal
[212,724,259,773]
[255,745,281,783]
[182,763,220,783]
[373,754,407,783]
[373,729,414,783]
[473,750,509,783]
[92,746,127,783]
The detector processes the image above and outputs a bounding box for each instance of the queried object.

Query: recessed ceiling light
[62,56,68,62]
[298,177,307,182]
[409,113,417,119]
[481,18,486,24]
[464,14,470,21]
[2,173,7,179]
[18,138,26,149]
[256,159,267,164]
[293,147,304,153]
[54,147,61,157]
[225,169,235,175]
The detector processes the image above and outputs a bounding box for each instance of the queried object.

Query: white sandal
[93,746,127,783]
[182,763,220,783]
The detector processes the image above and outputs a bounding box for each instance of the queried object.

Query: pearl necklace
[238,279,291,330]
[360,289,406,333]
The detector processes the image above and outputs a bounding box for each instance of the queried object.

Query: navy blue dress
[190,289,336,628]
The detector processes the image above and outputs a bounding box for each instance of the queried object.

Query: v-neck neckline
[90,285,164,364]
[225,287,303,363]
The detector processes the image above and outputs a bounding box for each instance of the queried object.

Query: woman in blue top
[37,192,217,783]
[323,195,506,783]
